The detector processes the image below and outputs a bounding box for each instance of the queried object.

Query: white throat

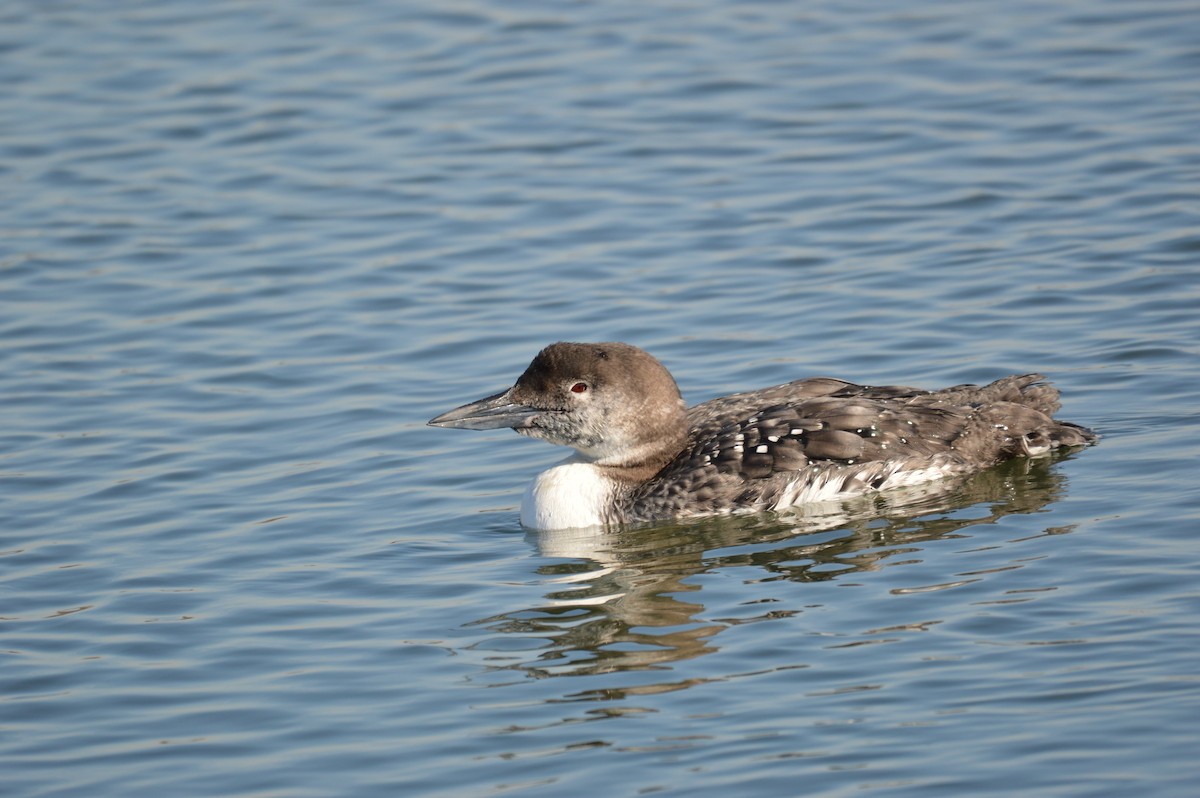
[520,456,616,530]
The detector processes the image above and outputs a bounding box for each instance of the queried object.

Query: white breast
[520,458,615,530]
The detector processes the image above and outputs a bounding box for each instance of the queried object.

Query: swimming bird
[428,342,1095,530]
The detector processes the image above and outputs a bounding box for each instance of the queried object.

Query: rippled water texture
[3,1,1198,796]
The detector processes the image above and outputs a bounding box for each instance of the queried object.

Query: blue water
[3,1,1199,796]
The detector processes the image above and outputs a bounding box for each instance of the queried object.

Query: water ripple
[3,0,1199,796]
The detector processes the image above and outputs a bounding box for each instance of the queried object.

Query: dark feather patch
[619,374,1095,522]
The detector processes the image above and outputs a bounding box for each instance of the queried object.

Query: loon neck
[594,449,678,485]
[584,424,686,486]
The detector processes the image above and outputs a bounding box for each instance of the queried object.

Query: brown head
[429,342,688,474]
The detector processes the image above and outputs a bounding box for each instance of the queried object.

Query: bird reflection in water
[465,452,1081,687]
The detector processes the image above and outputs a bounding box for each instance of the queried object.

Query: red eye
[571,382,588,394]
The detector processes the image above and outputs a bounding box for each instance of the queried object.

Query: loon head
[429,342,688,470]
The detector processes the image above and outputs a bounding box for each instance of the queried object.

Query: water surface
[3,1,1199,796]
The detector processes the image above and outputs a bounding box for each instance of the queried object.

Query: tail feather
[949,375,1095,461]
[986,374,1061,417]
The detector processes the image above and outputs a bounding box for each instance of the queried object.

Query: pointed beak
[427,388,543,431]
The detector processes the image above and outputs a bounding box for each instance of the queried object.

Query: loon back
[624,373,1096,522]
[428,342,1096,530]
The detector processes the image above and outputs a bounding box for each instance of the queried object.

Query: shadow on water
[466,453,1083,685]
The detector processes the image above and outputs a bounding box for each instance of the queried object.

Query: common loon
[428,342,1095,530]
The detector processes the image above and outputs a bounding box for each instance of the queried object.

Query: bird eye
[570,382,588,394]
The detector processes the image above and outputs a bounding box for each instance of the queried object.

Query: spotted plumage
[429,342,1096,530]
